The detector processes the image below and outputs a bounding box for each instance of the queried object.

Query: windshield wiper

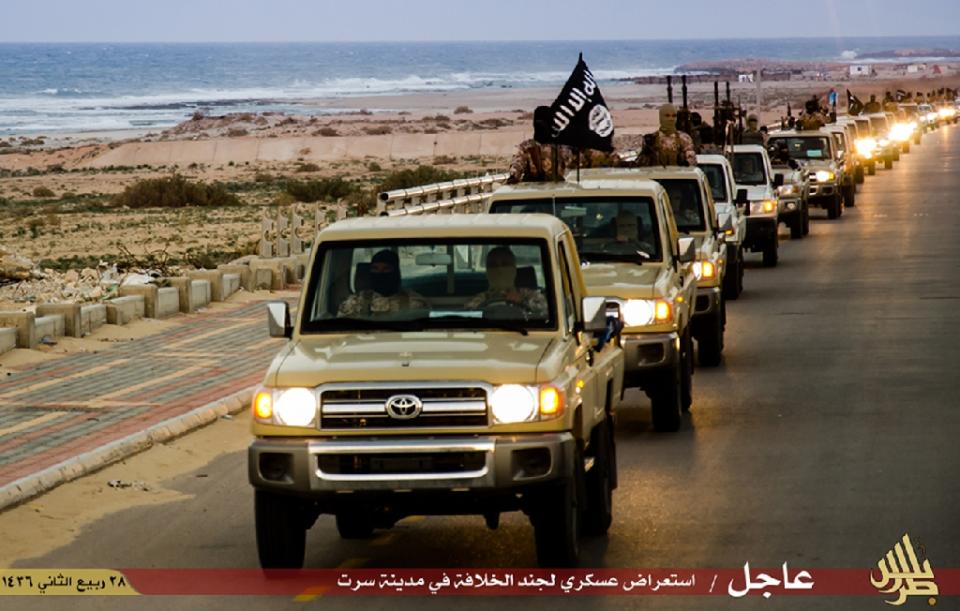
[428,314,530,336]
[310,317,429,333]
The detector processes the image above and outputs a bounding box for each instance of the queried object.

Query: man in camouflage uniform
[863,94,882,114]
[507,106,619,183]
[632,104,697,167]
[741,113,767,145]
[466,247,548,317]
[798,98,827,130]
[338,249,427,317]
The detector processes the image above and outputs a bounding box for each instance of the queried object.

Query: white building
[849,64,872,77]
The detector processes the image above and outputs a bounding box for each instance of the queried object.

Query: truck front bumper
[808,182,838,199]
[621,331,680,387]
[249,433,575,496]
[692,286,721,319]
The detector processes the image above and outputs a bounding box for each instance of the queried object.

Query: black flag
[548,54,614,152]
[846,89,864,116]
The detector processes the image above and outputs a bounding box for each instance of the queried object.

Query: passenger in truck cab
[337,249,427,316]
[466,246,547,316]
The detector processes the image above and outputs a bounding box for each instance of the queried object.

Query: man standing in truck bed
[630,104,698,167]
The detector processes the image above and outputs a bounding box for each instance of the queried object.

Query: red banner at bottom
[110,568,960,598]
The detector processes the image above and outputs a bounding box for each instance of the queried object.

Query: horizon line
[2,34,960,45]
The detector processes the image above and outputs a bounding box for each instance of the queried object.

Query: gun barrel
[681,74,688,109]
[666,75,674,104]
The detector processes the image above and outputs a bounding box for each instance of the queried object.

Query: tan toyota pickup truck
[487,177,698,432]
[249,214,624,568]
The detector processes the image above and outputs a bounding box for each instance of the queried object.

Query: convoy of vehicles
[247,96,949,569]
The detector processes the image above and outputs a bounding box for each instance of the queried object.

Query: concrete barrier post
[0,311,37,349]
[36,303,83,337]
[119,284,160,318]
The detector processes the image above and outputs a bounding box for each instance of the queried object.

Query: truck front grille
[318,451,486,475]
[319,387,488,429]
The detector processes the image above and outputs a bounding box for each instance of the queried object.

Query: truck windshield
[732,152,769,185]
[301,238,556,333]
[698,164,728,203]
[489,196,661,264]
[869,116,888,135]
[653,179,707,233]
[766,137,832,161]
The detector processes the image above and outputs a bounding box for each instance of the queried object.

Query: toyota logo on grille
[384,394,423,420]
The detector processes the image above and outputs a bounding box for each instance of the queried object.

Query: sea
[1,37,959,135]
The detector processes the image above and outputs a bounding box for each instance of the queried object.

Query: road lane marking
[294,557,368,602]
[0,361,129,400]
[0,411,66,437]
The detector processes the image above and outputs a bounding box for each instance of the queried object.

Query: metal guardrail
[376,173,509,216]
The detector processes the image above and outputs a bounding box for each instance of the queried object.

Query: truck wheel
[532,456,583,567]
[762,235,778,267]
[901,142,910,154]
[255,491,307,569]
[336,511,375,539]
[802,205,810,235]
[583,423,614,536]
[789,214,803,239]
[892,149,900,161]
[680,327,694,412]
[650,364,682,432]
[867,162,876,176]
[827,194,841,220]
[844,184,856,208]
[697,304,724,367]
[884,156,893,170]
[854,166,865,184]
[723,248,740,300]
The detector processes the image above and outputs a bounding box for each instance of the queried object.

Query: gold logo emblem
[870,533,939,606]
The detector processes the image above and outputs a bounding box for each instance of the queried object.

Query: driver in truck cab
[465,246,548,316]
[337,249,427,316]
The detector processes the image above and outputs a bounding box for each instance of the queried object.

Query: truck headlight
[878,138,890,148]
[815,170,835,183]
[622,299,672,326]
[692,260,716,280]
[750,199,777,215]
[253,387,318,427]
[778,184,797,197]
[490,384,539,424]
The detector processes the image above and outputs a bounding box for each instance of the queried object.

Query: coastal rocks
[0,246,34,282]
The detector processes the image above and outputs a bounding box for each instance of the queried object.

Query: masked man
[634,103,697,167]
[338,249,427,316]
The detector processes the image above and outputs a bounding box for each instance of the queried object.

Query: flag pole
[576,147,581,183]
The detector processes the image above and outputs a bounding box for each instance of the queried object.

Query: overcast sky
[1,0,959,42]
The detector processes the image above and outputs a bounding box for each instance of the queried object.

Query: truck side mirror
[735,188,749,205]
[677,236,696,264]
[581,296,609,334]
[718,214,734,234]
[772,173,785,188]
[267,301,292,339]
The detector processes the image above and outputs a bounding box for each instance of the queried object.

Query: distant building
[907,63,927,74]
[738,73,754,83]
[849,64,872,77]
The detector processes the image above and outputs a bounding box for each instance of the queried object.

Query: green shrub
[284,177,356,203]
[296,162,321,173]
[111,175,242,208]
[32,186,56,198]
[453,106,473,114]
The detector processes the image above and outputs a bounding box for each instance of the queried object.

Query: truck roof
[494,174,665,198]
[732,144,767,153]
[768,130,829,138]
[695,154,731,166]
[583,166,707,182]
[317,213,568,241]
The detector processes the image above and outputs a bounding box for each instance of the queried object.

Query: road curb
[0,387,255,512]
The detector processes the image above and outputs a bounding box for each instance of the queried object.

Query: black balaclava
[370,249,401,296]
[533,106,553,143]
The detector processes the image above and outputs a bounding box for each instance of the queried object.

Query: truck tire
[255,491,307,569]
[914,134,922,145]
[680,327,694,412]
[583,423,614,536]
[827,193,841,220]
[844,184,856,208]
[336,511,375,540]
[901,142,910,154]
[762,235,778,267]
[802,205,810,235]
[884,156,893,170]
[650,364,682,432]
[854,166,865,184]
[867,161,876,176]
[723,247,741,300]
[697,303,724,367]
[789,214,803,239]
[532,456,583,567]
[892,149,900,161]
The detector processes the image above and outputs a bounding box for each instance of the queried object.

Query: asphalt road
[9,126,960,610]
